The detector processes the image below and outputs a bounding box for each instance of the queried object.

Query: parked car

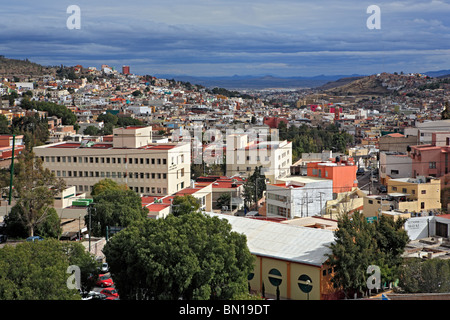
[101,263,109,273]
[101,287,119,299]
[26,236,44,242]
[96,274,114,287]
[82,291,107,300]
[0,234,7,243]
[245,211,259,217]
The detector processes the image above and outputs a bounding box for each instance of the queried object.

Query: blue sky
[1,0,449,77]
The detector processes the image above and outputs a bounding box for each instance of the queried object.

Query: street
[357,169,382,195]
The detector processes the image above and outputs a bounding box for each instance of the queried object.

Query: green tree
[242,166,266,210]
[326,212,409,298]
[103,211,255,300]
[326,212,378,298]
[91,178,128,197]
[399,258,450,293]
[83,125,99,136]
[216,192,231,210]
[35,208,62,239]
[171,194,200,217]
[9,151,66,237]
[0,239,96,300]
[97,113,118,126]
[87,188,148,237]
[0,114,10,134]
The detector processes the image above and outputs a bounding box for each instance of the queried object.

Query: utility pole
[8,134,15,205]
[319,192,325,216]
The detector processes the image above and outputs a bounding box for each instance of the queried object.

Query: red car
[101,287,119,299]
[96,274,114,288]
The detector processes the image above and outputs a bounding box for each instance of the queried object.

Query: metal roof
[206,213,336,267]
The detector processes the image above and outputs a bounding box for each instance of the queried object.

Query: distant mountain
[423,69,450,78]
[154,74,367,90]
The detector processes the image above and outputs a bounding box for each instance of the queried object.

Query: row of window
[53,170,170,180]
[76,184,168,195]
[390,186,426,194]
[43,155,184,166]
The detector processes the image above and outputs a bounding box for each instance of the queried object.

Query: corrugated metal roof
[206,213,336,267]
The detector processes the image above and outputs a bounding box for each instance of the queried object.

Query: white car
[101,263,109,273]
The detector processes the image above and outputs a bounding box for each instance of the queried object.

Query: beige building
[225,133,292,183]
[33,126,191,197]
[363,176,441,220]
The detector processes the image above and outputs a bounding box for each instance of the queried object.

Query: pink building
[410,132,450,186]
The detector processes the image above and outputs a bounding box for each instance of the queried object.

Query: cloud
[0,0,448,76]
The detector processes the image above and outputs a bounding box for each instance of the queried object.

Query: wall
[249,256,325,300]
[405,217,434,240]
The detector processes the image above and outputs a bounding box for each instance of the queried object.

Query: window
[421,190,426,194]
[402,188,407,193]
[421,202,425,209]
[429,162,437,169]
[391,170,399,175]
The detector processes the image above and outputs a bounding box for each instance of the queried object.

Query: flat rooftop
[46,142,177,150]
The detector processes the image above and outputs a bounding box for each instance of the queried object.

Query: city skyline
[0,0,449,77]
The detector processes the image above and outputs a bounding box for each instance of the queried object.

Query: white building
[225,133,292,183]
[33,126,191,197]
[379,151,412,183]
[266,176,333,219]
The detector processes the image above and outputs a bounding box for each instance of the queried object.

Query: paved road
[357,169,382,195]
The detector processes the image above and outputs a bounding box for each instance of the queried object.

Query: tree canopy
[7,151,66,237]
[87,187,148,237]
[0,239,97,300]
[326,212,409,298]
[103,211,255,300]
[278,123,354,162]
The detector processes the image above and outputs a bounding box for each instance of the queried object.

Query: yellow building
[387,177,441,213]
[363,176,441,221]
[208,213,341,300]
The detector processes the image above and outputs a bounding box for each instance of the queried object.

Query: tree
[326,212,378,298]
[90,178,128,197]
[0,239,97,300]
[399,258,450,293]
[216,192,231,210]
[326,212,409,298]
[171,194,200,217]
[87,188,148,237]
[132,90,142,97]
[103,211,255,300]
[9,151,66,237]
[35,208,62,239]
[83,125,99,136]
[242,166,266,210]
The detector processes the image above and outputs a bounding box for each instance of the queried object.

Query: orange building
[306,156,358,196]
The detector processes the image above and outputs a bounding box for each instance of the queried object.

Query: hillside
[317,76,365,90]
[0,55,57,78]
[324,75,391,96]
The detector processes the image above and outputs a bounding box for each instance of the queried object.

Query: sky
[1,0,449,77]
